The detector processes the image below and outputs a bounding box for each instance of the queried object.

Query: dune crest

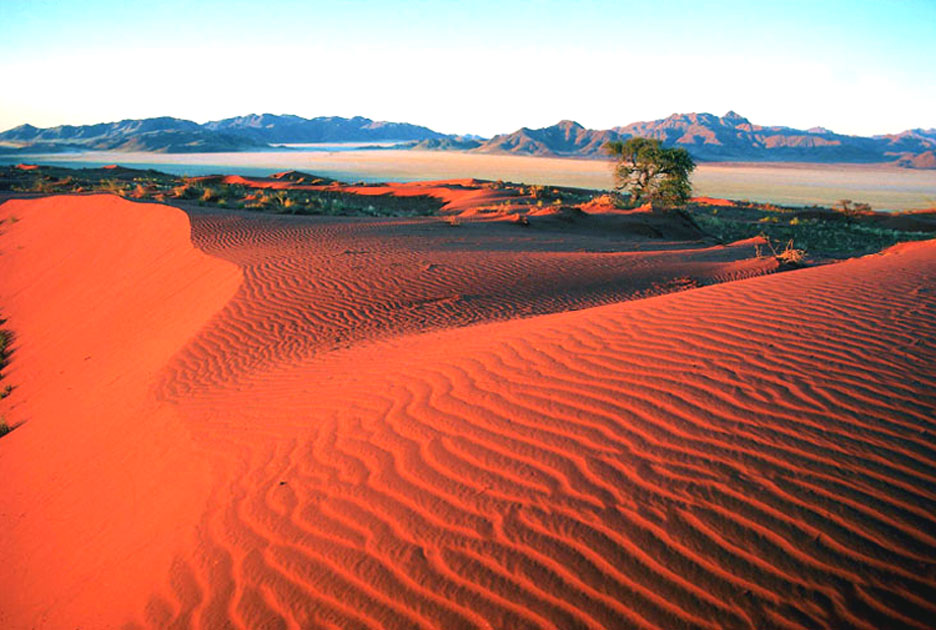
[0,195,241,628]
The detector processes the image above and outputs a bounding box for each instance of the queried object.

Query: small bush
[0,329,11,360]
[100,179,127,196]
[776,241,807,266]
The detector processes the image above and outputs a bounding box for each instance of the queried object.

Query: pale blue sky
[1,0,933,136]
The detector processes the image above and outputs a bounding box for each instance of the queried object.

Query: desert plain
[3,150,935,211]
[0,167,935,630]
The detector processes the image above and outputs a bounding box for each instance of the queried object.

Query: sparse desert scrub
[100,179,128,196]
[761,235,808,266]
[0,320,14,437]
[834,199,872,221]
[170,182,191,198]
[0,327,11,369]
[201,186,218,203]
[689,203,933,259]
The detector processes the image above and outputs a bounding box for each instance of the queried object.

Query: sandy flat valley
[3,149,935,211]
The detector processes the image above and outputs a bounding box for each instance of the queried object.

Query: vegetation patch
[0,319,14,438]
[1,165,447,217]
[685,201,934,260]
[605,137,695,208]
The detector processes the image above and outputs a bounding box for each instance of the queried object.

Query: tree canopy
[605,138,695,208]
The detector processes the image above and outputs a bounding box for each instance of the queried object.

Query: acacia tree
[605,137,695,208]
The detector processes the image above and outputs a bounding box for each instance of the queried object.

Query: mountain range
[470,112,936,166]
[0,117,268,153]
[203,113,445,143]
[0,114,443,154]
[1,111,934,168]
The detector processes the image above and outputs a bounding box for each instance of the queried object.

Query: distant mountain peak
[722,110,752,126]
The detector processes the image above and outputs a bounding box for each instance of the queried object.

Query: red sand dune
[0,196,241,628]
[165,208,773,387]
[691,196,736,207]
[218,174,295,189]
[338,181,516,213]
[1,195,935,629]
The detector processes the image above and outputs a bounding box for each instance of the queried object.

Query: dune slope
[2,196,935,629]
[164,209,774,392]
[0,195,241,628]
[159,232,936,627]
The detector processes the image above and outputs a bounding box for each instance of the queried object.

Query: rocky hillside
[474,120,620,157]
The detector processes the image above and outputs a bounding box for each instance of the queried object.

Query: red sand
[2,195,935,629]
[691,196,736,207]
[0,196,241,628]
[340,182,514,213]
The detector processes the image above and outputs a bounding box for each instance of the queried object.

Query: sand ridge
[0,195,241,628]
[151,237,936,630]
[161,207,776,393]
[1,195,935,629]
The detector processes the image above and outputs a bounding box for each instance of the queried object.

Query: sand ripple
[3,198,934,629]
[154,213,936,629]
